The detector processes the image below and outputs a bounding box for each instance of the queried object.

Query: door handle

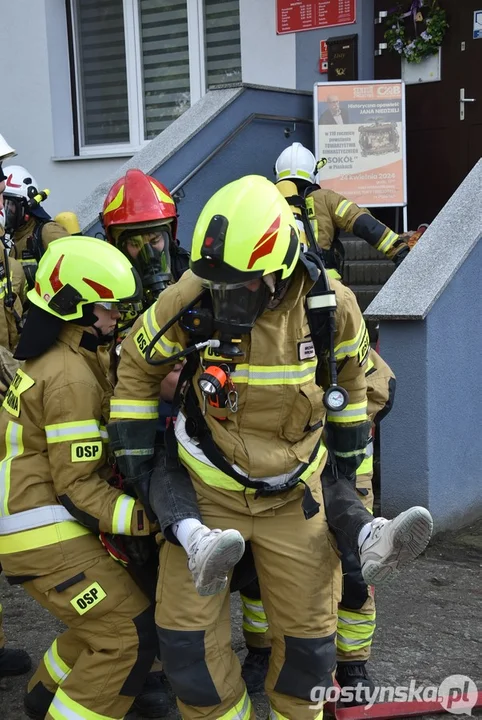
[460,88,476,120]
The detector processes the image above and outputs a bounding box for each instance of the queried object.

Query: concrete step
[344,260,395,286]
[348,285,383,312]
[342,237,385,261]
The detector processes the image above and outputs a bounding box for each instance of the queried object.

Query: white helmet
[0,133,16,163]
[274,142,318,183]
[2,165,39,201]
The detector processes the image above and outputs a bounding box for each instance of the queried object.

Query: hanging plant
[384,1,448,64]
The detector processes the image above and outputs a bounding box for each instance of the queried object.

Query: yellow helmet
[28,236,142,320]
[190,175,300,284]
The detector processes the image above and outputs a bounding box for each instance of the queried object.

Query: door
[374,1,482,227]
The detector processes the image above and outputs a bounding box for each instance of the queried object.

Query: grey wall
[378,239,482,531]
[295,0,374,91]
[86,87,313,245]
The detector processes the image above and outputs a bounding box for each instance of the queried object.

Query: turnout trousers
[23,551,157,720]
[156,470,342,720]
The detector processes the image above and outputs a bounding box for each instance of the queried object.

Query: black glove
[393,246,410,266]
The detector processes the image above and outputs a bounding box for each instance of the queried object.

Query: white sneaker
[359,507,433,585]
[187,527,245,596]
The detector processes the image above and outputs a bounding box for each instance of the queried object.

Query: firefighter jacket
[9,218,67,289]
[0,323,152,585]
[0,246,26,352]
[110,265,370,497]
[306,187,409,272]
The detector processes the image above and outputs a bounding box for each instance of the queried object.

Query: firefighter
[239,165,410,699]
[2,164,67,289]
[274,142,410,276]
[108,175,432,719]
[0,236,171,719]
[0,143,31,678]
[101,168,245,597]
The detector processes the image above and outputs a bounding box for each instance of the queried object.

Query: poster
[277,0,356,35]
[314,81,407,207]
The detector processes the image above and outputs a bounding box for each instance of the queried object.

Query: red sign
[319,40,328,73]
[277,0,356,35]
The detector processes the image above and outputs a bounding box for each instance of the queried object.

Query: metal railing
[170,112,313,198]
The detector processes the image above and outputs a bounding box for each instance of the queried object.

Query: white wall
[0,0,126,218]
[239,0,296,89]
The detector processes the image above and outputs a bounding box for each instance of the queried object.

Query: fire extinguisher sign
[319,41,328,73]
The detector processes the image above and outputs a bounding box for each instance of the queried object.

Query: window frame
[69,0,238,157]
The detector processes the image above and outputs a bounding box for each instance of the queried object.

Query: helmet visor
[202,278,273,337]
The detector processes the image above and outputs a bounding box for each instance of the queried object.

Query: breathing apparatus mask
[114,222,172,304]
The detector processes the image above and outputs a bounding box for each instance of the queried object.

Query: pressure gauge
[323,386,348,412]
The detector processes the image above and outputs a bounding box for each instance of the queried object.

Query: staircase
[341,234,395,338]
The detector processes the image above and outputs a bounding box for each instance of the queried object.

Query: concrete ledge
[75,86,244,232]
[365,159,482,320]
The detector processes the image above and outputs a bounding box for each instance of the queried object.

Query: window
[70,0,241,155]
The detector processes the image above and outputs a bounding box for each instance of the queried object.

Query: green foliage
[384,2,448,64]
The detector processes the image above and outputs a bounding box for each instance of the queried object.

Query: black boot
[241,646,271,694]
[0,646,32,678]
[335,661,375,707]
[23,681,55,720]
[131,672,171,718]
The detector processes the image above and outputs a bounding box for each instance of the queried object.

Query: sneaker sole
[362,507,433,585]
[195,533,245,596]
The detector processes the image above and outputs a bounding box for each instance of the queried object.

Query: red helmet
[102,169,178,242]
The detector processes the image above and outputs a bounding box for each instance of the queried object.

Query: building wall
[378,240,482,531]
[239,0,296,89]
[1,0,375,217]
[295,0,374,91]
[0,0,126,217]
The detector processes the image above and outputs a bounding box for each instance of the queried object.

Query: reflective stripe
[365,357,375,375]
[0,521,91,554]
[376,230,399,253]
[334,321,366,360]
[110,398,159,420]
[270,708,323,720]
[326,267,342,280]
[50,686,122,720]
[218,689,252,720]
[307,293,337,310]
[327,401,368,424]
[0,422,24,517]
[143,304,183,359]
[45,420,102,444]
[231,362,317,385]
[334,448,366,459]
[335,199,353,218]
[357,437,374,476]
[241,595,269,634]
[44,639,71,685]
[175,413,326,492]
[113,448,153,457]
[337,608,376,652]
[112,495,136,535]
[99,425,108,441]
[277,169,311,180]
[0,505,75,534]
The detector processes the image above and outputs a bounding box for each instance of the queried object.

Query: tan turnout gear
[0,246,26,353]
[0,322,157,720]
[9,218,67,286]
[111,265,370,719]
[306,188,408,268]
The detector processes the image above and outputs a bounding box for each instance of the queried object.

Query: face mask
[204,277,274,339]
[118,226,172,300]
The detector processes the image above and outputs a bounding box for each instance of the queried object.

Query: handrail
[170,112,313,196]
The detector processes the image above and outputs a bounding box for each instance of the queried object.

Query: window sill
[52,152,136,162]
